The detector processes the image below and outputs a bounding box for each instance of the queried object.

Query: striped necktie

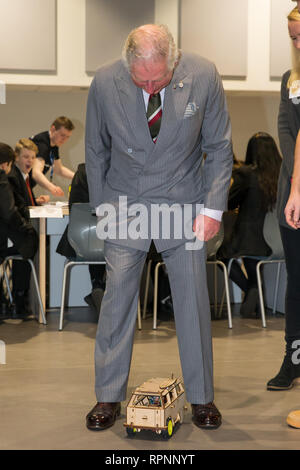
[147,93,162,143]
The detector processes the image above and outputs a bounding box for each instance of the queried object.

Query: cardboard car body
[124,377,185,438]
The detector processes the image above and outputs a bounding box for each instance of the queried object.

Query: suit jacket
[85,52,233,251]
[217,165,271,259]
[0,169,38,259]
[8,164,36,214]
[277,70,300,229]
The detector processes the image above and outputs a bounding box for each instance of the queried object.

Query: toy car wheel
[162,418,173,439]
[126,427,137,437]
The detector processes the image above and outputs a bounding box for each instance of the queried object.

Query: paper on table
[29,205,63,218]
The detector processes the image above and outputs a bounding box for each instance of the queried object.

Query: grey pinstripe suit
[85,52,233,404]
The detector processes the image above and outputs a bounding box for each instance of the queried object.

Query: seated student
[0,143,38,317]
[30,116,75,197]
[8,139,49,315]
[218,132,282,317]
[56,163,106,313]
[9,138,50,207]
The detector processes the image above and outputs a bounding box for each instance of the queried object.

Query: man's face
[130,59,173,95]
[50,126,72,147]
[15,148,36,175]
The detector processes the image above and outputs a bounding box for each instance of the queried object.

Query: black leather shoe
[191,402,222,429]
[86,402,121,431]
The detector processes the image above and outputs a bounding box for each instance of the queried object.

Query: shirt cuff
[199,208,223,222]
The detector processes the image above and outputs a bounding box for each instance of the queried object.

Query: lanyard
[49,150,54,182]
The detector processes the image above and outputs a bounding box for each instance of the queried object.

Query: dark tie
[25,176,35,206]
[147,93,162,143]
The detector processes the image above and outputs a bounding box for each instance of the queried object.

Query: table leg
[39,217,46,323]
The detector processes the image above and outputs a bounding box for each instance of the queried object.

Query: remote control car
[124,377,186,439]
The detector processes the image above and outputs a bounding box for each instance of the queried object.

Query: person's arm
[53,159,74,180]
[85,76,112,209]
[285,129,300,229]
[194,63,233,241]
[32,158,64,196]
[278,71,296,177]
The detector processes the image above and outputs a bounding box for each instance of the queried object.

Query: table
[30,206,69,323]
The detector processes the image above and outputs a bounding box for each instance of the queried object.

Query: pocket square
[184,102,198,118]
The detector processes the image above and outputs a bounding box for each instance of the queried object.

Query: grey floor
[0,304,300,451]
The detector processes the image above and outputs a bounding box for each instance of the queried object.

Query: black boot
[240,287,259,318]
[267,351,300,391]
[13,290,30,318]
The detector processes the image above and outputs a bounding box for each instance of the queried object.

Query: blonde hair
[287,7,300,88]
[15,138,38,156]
[122,24,179,71]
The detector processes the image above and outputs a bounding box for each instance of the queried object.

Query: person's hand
[193,214,221,241]
[284,191,300,229]
[50,185,64,197]
[36,195,50,205]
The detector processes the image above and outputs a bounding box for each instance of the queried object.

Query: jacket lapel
[115,70,154,153]
[114,57,193,159]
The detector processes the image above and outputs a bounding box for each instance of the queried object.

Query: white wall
[0,0,286,200]
[0,0,295,91]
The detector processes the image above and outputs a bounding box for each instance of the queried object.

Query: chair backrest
[263,210,284,260]
[206,221,224,260]
[67,203,105,261]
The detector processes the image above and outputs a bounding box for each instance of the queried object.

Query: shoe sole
[267,384,294,391]
[192,418,222,430]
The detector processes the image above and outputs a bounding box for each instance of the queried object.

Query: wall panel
[0,0,56,72]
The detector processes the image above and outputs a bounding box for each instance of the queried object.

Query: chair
[2,255,47,325]
[206,222,233,329]
[58,203,142,331]
[143,222,233,330]
[226,210,285,328]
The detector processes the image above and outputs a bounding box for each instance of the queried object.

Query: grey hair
[122,24,179,71]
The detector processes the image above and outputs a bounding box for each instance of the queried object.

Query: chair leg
[137,298,142,330]
[153,262,163,330]
[217,261,232,329]
[59,261,72,331]
[256,261,266,328]
[27,259,47,325]
[213,263,218,317]
[219,257,234,313]
[3,260,13,305]
[272,262,282,314]
[142,259,152,319]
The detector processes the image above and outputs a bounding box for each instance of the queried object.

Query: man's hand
[193,214,221,241]
[285,191,300,229]
[50,185,64,197]
[36,195,50,205]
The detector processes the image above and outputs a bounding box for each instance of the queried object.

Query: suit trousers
[94,240,214,404]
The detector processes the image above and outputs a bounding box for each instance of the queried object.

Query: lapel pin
[179,82,184,88]
[173,84,177,89]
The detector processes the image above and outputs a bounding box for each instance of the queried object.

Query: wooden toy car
[124,377,186,438]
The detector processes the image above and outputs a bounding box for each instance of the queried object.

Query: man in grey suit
[85,24,232,431]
